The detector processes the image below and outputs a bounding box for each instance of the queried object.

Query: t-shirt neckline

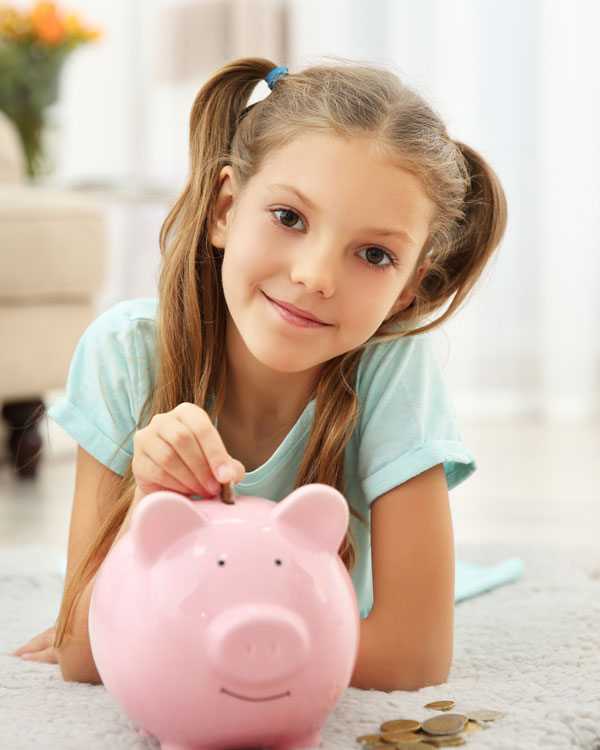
[213,398,316,488]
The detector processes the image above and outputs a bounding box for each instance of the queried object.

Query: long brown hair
[54,57,507,648]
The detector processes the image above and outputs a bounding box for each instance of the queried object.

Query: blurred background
[0,0,598,556]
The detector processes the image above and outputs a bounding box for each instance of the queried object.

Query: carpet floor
[1,543,599,750]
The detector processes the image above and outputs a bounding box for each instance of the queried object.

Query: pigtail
[413,143,508,333]
[187,57,276,206]
[158,58,277,418]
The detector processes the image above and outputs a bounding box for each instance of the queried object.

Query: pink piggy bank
[88,483,360,750]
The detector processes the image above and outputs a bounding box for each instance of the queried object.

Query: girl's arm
[350,464,454,691]
[56,447,144,684]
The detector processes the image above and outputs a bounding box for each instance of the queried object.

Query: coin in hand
[220,480,235,504]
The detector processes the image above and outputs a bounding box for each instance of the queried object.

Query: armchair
[0,110,106,477]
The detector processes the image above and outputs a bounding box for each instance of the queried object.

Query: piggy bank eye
[275,559,282,566]
[217,556,227,566]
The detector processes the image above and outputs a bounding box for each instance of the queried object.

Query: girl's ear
[209,166,236,248]
[385,259,429,319]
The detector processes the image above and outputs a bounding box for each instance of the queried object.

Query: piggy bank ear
[272,484,350,553]
[130,491,210,566]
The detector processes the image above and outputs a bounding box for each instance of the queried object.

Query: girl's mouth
[262,292,331,328]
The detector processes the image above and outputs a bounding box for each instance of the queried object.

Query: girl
[13,57,507,691]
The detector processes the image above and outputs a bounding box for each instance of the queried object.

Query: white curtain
[290,0,600,421]
[50,0,600,421]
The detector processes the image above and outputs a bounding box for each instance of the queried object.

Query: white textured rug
[2,543,600,750]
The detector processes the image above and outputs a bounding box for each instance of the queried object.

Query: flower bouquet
[0,2,101,177]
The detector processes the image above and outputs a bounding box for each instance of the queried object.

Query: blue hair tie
[265,66,288,90]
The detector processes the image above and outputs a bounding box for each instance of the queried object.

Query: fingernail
[216,464,231,482]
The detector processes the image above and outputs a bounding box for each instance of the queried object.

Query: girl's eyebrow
[264,182,415,246]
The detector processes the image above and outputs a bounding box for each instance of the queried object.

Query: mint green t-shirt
[48,298,476,618]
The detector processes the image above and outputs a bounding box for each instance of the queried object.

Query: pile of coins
[356,700,504,748]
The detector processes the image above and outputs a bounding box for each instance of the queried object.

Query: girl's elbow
[386,639,453,692]
[404,649,453,691]
[57,644,102,685]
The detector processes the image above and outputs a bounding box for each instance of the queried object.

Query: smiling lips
[262,292,331,328]
[221,687,291,701]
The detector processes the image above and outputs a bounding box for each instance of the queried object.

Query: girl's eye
[357,246,398,270]
[272,208,305,231]
[270,210,397,271]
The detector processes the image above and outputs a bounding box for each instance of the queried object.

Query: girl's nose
[289,246,337,297]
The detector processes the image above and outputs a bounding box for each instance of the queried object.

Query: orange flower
[0,8,33,39]
[1,2,101,46]
[30,1,66,45]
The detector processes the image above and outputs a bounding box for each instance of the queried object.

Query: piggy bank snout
[206,604,310,685]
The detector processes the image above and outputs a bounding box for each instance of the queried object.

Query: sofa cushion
[0,302,98,398]
[0,185,106,299]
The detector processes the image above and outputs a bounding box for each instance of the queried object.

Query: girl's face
[211,132,433,374]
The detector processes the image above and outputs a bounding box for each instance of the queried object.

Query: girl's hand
[132,402,245,497]
[11,626,58,663]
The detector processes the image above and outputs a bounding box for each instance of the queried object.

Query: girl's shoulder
[71,298,159,381]
[95,297,158,329]
[85,297,158,348]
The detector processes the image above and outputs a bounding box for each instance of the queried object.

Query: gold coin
[463,720,484,735]
[380,719,421,733]
[424,700,455,711]
[220,480,235,504]
[421,714,467,736]
[425,737,466,747]
[467,708,504,722]
[380,730,422,744]
[356,735,383,745]
[363,745,390,749]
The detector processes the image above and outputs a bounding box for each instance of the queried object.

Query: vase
[0,40,66,178]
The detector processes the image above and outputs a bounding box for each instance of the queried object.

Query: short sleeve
[47,299,157,476]
[355,333,476,505]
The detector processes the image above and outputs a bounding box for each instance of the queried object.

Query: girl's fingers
[232,459,246,484]
[133,404,245,497]
[134,451,210,496]
[134,452,206,495]
[19,647,58,664]
[156,420,221,493]
[12,627,54,656]
[174,407,236,487]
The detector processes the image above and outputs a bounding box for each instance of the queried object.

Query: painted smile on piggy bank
[89,485,360,750]
[220,687,291,701]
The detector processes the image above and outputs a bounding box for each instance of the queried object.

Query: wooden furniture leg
[1,398,45,479]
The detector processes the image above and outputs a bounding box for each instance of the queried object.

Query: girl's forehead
[254,132,425,194]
